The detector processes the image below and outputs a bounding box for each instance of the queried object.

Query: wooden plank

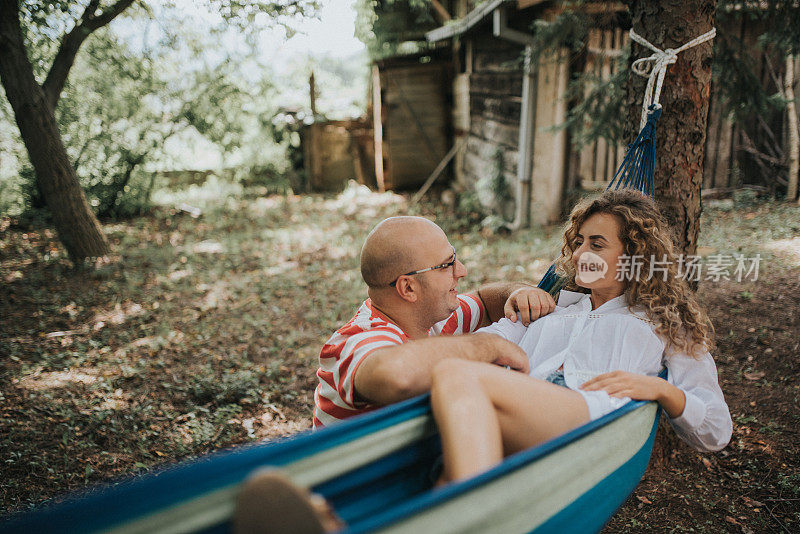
[383,115,448,131]
[372,65,385,192]
[578,29,601,183]
[470,117,519,148]
[615,28,627,178]
[470,96,522,125]
[469,72,523,97]
[384,72,444,169]
[472,44,526,74]
[466,135,518,174]
[596,30,610,181]
[531,48,569,224]
[453,73,471,135]
[516,0,549,9]
[386,140,448,157]
[412,138,468,203]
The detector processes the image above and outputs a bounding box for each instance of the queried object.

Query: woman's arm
[580,352,733,452]
[580,371,685,416]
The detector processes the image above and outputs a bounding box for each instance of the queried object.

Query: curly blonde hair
[554,190,714,357]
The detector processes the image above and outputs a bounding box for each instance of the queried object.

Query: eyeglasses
[389,248,457,287]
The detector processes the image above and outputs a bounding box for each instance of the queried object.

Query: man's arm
[472,282,556,327]
[354,333,529,405]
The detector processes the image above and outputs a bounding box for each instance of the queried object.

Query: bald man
[313,216,556,427]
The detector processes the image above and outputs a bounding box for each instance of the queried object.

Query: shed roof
[425,0,551,41]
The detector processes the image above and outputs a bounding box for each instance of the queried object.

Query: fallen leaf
[636,495,652,504]
[744,371,765,381]
[725,516,740,526]
[701,457,713,470]
[742,496,765,507]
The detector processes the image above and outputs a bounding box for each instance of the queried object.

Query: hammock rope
[628,27,717,130]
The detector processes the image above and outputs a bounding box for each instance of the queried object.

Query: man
[313,216,556,427]
[234,217,558,533]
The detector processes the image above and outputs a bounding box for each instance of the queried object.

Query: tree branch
[42,0,136,109]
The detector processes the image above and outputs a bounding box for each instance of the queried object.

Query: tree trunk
[785,55,799,203]
[0,2,110,262]
[624,0,717,467]
[625,0,717,254]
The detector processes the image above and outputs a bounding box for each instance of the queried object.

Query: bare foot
[233,469,344,534]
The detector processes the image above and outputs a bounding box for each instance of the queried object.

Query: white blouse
[478,290,732,452]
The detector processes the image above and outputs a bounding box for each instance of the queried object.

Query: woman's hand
[503,287,556,326]
[580,370,687,418]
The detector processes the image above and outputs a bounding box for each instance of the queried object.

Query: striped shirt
[313,294,485,428]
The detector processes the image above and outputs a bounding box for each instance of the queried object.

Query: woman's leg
[431,359,590,482]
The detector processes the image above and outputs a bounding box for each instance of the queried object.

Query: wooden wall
[303,120,373,192]
[703,17,800,194]
[574,28,628,191]
[377,59,451,190]
[458,33,523,218]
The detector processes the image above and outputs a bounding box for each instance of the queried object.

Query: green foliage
[354,0,438,59]
[2,0,320,220]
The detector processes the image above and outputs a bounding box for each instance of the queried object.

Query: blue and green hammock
[0,393,661,534]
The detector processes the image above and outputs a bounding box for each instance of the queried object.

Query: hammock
[1,26,714,534]
[1,394,661,534]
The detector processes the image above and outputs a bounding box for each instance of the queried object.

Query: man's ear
[394,277,418,303]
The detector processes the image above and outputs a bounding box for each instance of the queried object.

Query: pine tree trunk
[625,0,717,254]
[0,2,110,262]
[625,0,717,467]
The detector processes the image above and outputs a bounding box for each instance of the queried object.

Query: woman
[430,189,733,483]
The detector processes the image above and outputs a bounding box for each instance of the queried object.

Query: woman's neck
[589,288,624,310]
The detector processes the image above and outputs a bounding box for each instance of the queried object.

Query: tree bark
[0,0,111,261]
[624,0,717,254]
[624,0,717,467]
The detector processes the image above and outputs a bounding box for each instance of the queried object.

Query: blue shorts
[545,369,567,388]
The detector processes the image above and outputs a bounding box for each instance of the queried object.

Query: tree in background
[354,0,441,59]
[0,0,316,263]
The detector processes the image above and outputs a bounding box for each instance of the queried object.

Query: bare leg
[431,360,590,482]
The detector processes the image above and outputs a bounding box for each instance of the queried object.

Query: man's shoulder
[331,300,404,339]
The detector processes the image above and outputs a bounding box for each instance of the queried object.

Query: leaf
[636,495,652,505]
[744,371,765,381]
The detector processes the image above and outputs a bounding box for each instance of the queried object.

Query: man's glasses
[389,249,457,287]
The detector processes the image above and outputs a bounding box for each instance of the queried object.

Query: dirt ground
[1,186,798,532]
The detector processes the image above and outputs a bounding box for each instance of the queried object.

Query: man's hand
[488,338,530,374]
[354,333,529,405]
[503,287,556,326]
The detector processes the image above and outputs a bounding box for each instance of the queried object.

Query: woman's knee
[431,359,479,395]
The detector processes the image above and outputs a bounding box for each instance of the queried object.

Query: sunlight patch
[192,240,225,254]
[18,369,99,390]
[763,237,800,266]
[91,302,145,329]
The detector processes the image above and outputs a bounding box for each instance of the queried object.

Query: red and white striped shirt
[313,294,485,428]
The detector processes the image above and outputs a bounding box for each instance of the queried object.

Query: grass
[1,181,799,531]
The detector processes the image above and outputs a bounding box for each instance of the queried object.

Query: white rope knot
[629,27,717,130]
